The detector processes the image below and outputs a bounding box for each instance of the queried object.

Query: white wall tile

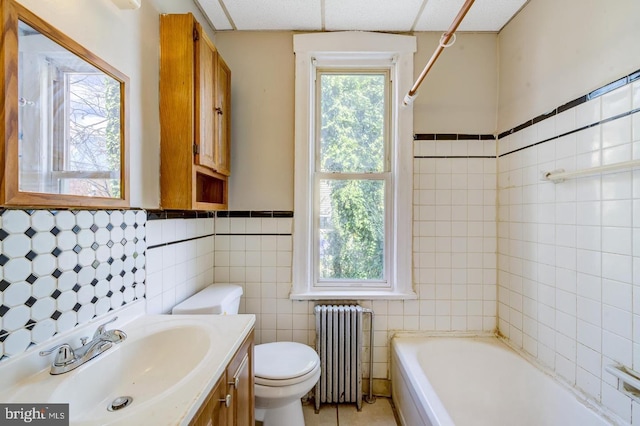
[602,85,632,121]
[601,383,632,423]
[602,279,632,311]
[576,98,601,128]
[602,255,632,284]
[603,304,632,339]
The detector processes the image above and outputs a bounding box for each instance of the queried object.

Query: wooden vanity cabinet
[159,13,231,210]
[191,376,228,426]
[190,331,254,426]
[225,330,253,426]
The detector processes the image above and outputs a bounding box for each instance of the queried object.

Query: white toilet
[172,284,320,426]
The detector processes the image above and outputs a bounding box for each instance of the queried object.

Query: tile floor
[302,398,400,426]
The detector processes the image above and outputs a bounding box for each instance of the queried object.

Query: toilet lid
[254,342,319,381]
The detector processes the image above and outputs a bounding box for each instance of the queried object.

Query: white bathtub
[391,336,610,426]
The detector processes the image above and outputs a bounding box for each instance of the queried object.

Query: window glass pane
[318,179,385,280]
[66,73,121,175]
[319,73,385,173]
[59,73,122,198]
[61,178,119,198]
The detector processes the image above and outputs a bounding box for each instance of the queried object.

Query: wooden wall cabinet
[190,331,254,426]
[160,13,231,210]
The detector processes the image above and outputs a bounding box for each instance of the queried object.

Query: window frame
[291,31,417,300]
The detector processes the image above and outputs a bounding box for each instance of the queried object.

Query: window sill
[289,289,417,301]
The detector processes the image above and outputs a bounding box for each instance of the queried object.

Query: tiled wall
[497,71,640,422]
[212,212,295,344]
[144,212,215,314]
[207,212,386,381]
[0,209,146,361]
[413,136,497,332]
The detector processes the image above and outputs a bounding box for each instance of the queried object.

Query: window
[50,70,121,197]
[292,32,417,299]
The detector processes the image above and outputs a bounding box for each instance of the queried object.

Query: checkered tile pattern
[0,209,146,361]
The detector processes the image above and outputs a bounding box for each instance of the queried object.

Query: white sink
[0,314,255,425]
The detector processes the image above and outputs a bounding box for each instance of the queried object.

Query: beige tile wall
[497,80,640,423]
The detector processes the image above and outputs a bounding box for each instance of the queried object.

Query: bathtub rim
[390,331,618,426]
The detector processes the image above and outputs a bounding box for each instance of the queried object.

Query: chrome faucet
[39,317,127,375]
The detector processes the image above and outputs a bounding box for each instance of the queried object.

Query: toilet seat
[255,363,320,387]
[254,342,320,387]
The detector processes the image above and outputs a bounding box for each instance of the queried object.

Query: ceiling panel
[162,0,529,33]
[195,0,233,30]
[324,0,425,32]
[221,0,322,30]
[415,0,528,32]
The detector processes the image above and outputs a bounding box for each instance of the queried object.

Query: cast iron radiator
[314,304,374,412]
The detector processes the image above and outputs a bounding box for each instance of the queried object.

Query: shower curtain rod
[403,0,476,106]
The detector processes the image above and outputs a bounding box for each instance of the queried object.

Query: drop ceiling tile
[415,0,528,32]
[325,0,424,31]
[195,0,234,31]
[221,0,322,30]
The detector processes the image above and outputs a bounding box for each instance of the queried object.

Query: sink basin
[52,325,211,422]
[0,314,255,425]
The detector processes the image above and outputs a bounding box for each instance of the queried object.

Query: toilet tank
[171,284,243,315]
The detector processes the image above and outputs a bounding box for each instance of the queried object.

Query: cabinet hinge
[193,143,199,155]
[193,27,200,42]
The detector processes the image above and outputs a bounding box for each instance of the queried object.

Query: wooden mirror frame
[0,0,129,208]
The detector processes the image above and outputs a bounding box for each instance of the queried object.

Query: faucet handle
[93,316,118,338]
[39,343,75,366]
[102,329,127,343]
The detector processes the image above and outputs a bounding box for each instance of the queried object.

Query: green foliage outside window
[318,73,387,281]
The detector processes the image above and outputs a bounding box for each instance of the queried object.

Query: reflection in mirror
[18,20,122,198]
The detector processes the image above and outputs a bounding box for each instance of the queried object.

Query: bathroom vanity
[0,312,255,426]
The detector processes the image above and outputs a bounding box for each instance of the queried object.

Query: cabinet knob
[228,377,239,388]
[219,394,231,408]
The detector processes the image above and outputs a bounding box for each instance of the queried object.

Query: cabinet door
[214,55,231,176]
[229,353,250,426]
[227,333,254,426]
[191,375,228,426]
[194,23,217,171]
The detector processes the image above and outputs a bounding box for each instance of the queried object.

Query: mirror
[1,1,129,208]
